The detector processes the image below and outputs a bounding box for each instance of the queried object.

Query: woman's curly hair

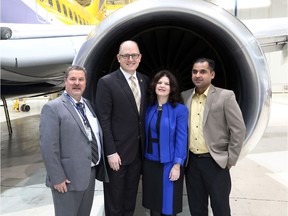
[148,70,183,107]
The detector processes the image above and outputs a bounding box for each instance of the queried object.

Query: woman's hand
[169,163,181,181]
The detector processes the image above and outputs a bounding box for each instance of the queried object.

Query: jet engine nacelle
[73,0,271,159]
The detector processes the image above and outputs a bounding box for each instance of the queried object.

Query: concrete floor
[1,94,287,216]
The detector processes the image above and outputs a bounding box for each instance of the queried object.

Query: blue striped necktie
[76,102,99,164]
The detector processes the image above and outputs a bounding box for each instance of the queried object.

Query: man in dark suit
[96,40,149,216]
[39,65,108,216]
[182,58,246,216]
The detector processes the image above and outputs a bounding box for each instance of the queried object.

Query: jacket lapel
[116,70,139,114]
[185,89,194,111]
[84,99,103,143]
[146,104,157,131]
[137,73,146,115]
[60,94,87,136]
[203,85,216,126]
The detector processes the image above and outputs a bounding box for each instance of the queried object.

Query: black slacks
[104,155,142,216]
[185,152,231,216]
[150,210,176,216]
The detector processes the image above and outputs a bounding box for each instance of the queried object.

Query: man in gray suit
[39,65,108,216]
[182,58,246,216]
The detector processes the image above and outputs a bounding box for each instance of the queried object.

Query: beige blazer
[182,85,246,168]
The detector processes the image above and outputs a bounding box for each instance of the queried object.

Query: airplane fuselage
[1,0,105,25]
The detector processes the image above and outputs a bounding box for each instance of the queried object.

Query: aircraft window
[63,5,67,17]
[99,0,105,10]
[48,0,53,7]
[56,0,62,12]
[74,12,78,23]
[76,0,91,6]
[69,8,73,20]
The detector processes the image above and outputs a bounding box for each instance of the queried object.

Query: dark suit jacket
[182,85,246,168]
[95,69,149,165]
[39,94,108,192]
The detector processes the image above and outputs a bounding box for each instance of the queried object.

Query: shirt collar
[120,67,137,80]
[203,85,210,97]
[193,85,211,97]
[64,91,84,104]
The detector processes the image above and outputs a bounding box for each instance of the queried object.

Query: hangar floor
[1,94,287,216]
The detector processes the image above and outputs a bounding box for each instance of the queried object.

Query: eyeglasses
[119,53,140,60]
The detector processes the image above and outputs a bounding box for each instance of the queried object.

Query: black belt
[190,152,211,158]
[148,138,159,143]
[147,138,159,154]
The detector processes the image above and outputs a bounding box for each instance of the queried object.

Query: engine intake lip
[74,0,271,158]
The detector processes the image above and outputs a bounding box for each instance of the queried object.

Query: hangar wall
[210,0,288,93]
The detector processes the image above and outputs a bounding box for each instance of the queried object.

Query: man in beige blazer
[182,58,246,216]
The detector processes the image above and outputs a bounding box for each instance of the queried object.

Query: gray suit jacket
[39,94,108,191]
[182,85,246,168]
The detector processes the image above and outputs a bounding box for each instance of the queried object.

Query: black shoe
[150,210,161,216]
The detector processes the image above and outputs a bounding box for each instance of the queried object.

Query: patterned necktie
[129,76,141,112]
[76,102,99,164]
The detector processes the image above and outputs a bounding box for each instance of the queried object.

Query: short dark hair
[193,57,215,71]
[64,65,87,79]
[148,70,183,107]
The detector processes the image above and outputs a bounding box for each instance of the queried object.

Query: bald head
[117,40,142,75]
[118,40,140,53]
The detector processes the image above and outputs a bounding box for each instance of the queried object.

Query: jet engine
[73,0,271,158]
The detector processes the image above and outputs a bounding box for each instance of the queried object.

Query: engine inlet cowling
[73,0,271,158]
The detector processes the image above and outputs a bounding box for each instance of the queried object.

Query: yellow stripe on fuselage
[36,0,105,25]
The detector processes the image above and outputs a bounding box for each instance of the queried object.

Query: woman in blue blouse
[142,70,188,216]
